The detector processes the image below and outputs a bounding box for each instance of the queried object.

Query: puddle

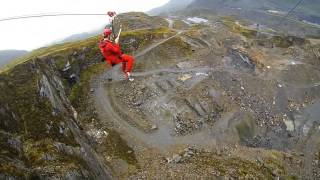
[196,72,209,76]
[283,119,295,131]
[187,17,208,24]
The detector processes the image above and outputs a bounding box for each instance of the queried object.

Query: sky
[0,0,170,51]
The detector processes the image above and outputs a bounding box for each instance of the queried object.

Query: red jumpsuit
[99,39,134,74]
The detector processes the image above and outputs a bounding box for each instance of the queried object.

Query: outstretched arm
[115,28,122,44]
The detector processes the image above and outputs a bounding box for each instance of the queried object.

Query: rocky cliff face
[0,42,112,179]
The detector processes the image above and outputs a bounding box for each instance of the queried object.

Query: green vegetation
[188,151,291,179]
[0,63,74,143]
[236,114,255,141]
[23,138,86,168]
[221,16,310,48]
[121,27,175,53]
[167,36,193,55]
[114,12,169,32]
[134,35,193,71]
[0,61,84,177]
[0,35,100,74]
[69,63,104,108]
[0,161,24,177]
[103,130,137,165]
[271,35,308,48]
[173,20,189,30]
[222,17,257,39]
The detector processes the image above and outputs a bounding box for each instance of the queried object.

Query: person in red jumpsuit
[99,28,135,81]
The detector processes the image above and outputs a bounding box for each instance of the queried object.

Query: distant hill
[189,0,320,17]
[149,0,320,37]
[189,0,274,10]
[148,0,195,15]
[0,50,28,67]
[151,0,320,19]
[58,32,98,43]
[49,29,103,46]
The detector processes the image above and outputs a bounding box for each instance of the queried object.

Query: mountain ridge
[148,0,195,15]
[151,0,320,19]
[0,50,28,68]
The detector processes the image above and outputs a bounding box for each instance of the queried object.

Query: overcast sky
[0,0,169,51]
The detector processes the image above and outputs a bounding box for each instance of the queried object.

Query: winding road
[91,25,222,151]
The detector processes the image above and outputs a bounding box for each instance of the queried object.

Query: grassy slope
[0,36,100,74]
[0,27,174,74]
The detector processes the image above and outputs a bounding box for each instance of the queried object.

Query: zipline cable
[0,13,107,22]
[279,0,305,24]
[0,0,306,23]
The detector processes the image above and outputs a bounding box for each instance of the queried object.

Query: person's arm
[98,41,106,62]
[115,28,122,44]
[99,42,104,52]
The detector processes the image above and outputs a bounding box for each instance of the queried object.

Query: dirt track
[92,30,220,151]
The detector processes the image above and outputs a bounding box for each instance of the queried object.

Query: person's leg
[120,54,135,81]
[121,54,134,73]
[121,61,127,73]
